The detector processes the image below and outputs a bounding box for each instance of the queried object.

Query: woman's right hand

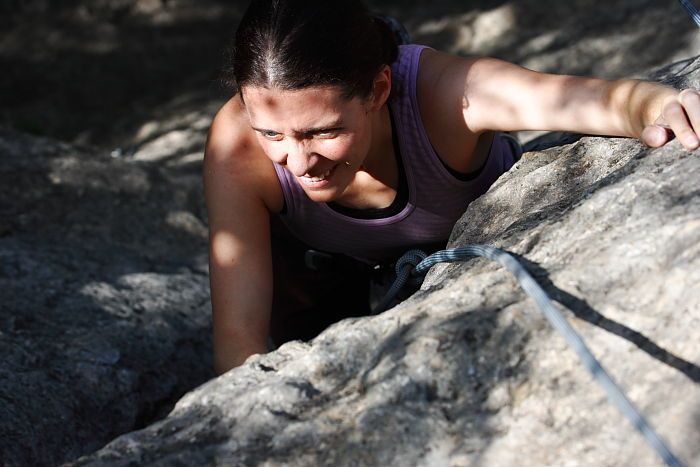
[213,333,269,374]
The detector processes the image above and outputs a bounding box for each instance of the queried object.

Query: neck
[334,104,399,209]
[359,104,395,182]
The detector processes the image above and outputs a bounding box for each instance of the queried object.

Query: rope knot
[395,249,428,285]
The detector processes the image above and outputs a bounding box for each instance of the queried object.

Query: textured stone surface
[2,2,699,466]
[68,57,700,467]
[2,0,698,147]
[0,129,214,466]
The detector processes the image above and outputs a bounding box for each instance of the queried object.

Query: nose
[284,140,319,176]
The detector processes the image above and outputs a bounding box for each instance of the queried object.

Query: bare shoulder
[415,48,490,173]
[204,95,283,213]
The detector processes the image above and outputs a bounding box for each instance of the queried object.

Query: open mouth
[301,167,333,182]
[298,164,338,186]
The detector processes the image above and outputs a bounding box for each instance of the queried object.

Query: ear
[367,65,392,111]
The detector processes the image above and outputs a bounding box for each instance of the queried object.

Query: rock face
[66,57,700,466]
[2,1,699,463]
[0,129,214,466]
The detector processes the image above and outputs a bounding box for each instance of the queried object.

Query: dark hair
[224,0,399,99]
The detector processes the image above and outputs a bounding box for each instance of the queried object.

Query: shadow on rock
[515,255,700,384]
[0,0,244,146]
[0,128,215,466]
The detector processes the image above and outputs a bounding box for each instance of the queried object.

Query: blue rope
[375,245,684,467]
[372,249,426,313]
[678,0,700,27]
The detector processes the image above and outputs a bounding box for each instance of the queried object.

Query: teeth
[302,168,332,182]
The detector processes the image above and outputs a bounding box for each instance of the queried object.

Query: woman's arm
[204,97,283,374]
[426,51,699,150]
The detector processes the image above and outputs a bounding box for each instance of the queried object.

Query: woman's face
[241,85,375,203]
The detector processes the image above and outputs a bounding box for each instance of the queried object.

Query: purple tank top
[273,45,514,263]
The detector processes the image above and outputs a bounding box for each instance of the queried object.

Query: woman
[204,0,699,373]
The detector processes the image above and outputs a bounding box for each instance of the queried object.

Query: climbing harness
[678,0,700,27]
[374,245,684,467]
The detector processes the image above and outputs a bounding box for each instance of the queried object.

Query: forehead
[242,85,362,128]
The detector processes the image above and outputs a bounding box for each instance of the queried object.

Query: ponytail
[372,15,400,67]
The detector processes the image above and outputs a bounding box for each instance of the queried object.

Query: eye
[260,130,282,141]
[316,129,340,138]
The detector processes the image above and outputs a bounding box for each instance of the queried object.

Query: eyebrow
[251,120,345,135]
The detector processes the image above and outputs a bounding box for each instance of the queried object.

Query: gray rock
[3,2,699,466]
[67,57,700,466]
[0,129,214,466]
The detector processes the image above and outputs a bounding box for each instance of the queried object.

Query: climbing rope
[678,0,700,27]
[372,249,427,313]
[374,245,684,467]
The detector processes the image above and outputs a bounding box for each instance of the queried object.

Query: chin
[303,188,342,203]
[298,171,350,203]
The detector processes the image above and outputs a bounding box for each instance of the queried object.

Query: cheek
[322,136,357,159]
[320,142,348,159]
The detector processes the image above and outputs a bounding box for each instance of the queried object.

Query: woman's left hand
[641,89,700,150]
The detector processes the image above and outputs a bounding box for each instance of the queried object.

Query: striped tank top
[273,45,515,263]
